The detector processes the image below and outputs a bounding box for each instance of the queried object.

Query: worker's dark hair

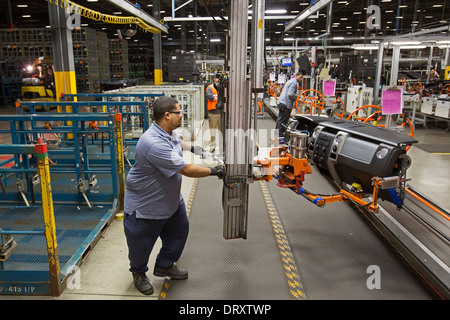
[152,96,179,121]
[295,72,303,76]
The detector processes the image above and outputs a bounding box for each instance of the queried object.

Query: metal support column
[426,45,434,84]
[181,21,187,51]
[153,0,163,85]
[48,2,77,101]
[444,46,450,68]
[250,0,265,124]
[194,0,198,52]
[373,41,385,104]
[223,0,250,239]
[323,2,333,56]
[390,45,401,87]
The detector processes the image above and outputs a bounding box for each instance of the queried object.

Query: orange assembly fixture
[255,145,385,213]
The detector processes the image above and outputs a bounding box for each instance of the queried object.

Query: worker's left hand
[191,145,204,156]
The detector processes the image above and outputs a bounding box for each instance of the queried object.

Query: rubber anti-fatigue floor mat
[162,177,294,300]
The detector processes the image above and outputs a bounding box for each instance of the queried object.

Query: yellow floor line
[259,180,307,300]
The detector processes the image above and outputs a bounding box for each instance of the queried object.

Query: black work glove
[190,145,204,156]
[210,165,225,179]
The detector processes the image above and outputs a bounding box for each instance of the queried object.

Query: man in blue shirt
[124,96,224,295]
[275,72,303,140]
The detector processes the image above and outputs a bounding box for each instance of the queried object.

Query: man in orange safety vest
[206,74,223,145]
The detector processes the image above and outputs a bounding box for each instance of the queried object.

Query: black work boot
[153,263,188,280]
[132,272,154,295]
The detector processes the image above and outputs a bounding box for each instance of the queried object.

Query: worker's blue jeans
[275,103,291,138]
[123,200,189,274]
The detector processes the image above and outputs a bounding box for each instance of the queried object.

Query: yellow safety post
[34,138,60,296]
[114,113,125,213]
[154,69,163,85]
[54,71,76,140]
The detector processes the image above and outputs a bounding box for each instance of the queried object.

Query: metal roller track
[373,188,450,299]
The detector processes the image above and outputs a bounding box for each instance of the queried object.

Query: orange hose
[410,82,423,97]
[332,96,345,119]
[440,84,450,95]
[405,188,450,222]
[346,105,381,121]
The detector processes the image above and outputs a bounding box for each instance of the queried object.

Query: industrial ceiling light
[398,45,426,49]
[122,24,138,37]
[265,9,287,14]
[351,44,379,50]
[391,41,421,45]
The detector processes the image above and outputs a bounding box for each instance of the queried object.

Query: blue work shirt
[278,77,300,109]
[124,123,187,219]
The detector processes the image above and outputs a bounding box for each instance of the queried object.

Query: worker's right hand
[210,165,225,179]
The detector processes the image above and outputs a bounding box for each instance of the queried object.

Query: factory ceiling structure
[0,0,449,54]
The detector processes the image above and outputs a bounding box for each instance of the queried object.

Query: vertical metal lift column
[223,0,251,239]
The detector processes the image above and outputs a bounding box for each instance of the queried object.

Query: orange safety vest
[206,84,218,111]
